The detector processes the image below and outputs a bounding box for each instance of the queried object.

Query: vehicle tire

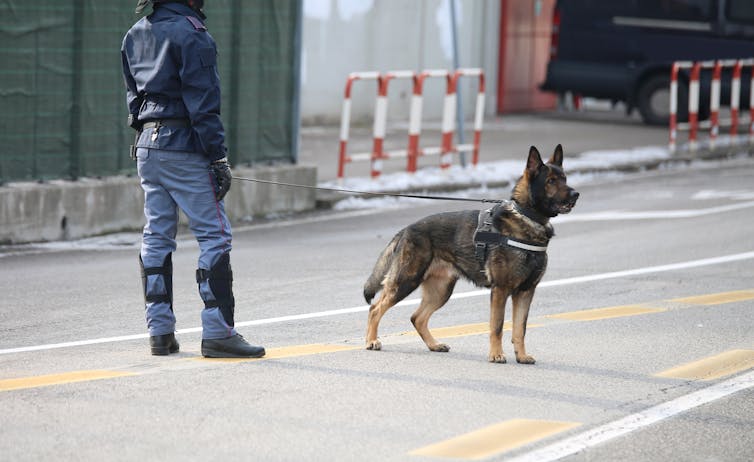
[637,74,687,126]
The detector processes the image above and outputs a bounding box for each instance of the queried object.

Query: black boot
[201,334,265,358]
[150,333,180,356]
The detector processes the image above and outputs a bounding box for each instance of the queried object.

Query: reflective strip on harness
[506,239,547,252]
[474,231,547,252]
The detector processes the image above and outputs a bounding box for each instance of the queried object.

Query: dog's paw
[429,343,450,352]
[516,354,536,364]
[488,353,507,364]
[366,340,382,351]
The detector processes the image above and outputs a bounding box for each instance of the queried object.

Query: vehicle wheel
[637,74,687,126]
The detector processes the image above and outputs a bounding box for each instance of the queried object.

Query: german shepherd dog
[363,145,579,363]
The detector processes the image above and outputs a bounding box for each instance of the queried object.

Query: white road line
[554,200,754,222]
[506,370,754,462]
[537,251,754,287]
[398,250,754,301]
[1,250,753,356]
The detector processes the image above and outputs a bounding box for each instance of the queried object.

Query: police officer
[121,0,265,358]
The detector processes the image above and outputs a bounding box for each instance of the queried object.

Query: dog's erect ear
[526,146,544,176]
[549,144,563,167]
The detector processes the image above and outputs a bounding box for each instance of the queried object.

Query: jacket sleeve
[179,31,228,161]
[120,40,142,119]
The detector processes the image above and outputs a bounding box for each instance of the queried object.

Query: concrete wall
[227,166,317,221]
[300,0,501,124]
[0,165,316,245]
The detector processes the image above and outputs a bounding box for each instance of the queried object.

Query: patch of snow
[321,146,672,194]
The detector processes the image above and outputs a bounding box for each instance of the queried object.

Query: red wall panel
[497,0,557,113]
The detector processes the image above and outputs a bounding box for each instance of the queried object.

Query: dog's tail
[363,230,403,304]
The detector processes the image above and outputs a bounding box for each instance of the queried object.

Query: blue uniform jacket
[121,3,227,161]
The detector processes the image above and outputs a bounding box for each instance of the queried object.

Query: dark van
[540,0,754,125]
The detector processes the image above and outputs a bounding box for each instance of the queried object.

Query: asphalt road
[1,157,753,461]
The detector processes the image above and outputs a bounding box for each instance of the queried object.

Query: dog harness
[473,204,548,267]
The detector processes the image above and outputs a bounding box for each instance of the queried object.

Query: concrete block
[0,177,144,245]
[228,165,317,220]
[0,165,317,244]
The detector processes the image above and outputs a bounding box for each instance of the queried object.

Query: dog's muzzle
[558,190,579,214]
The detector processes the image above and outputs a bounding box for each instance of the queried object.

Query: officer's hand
[211,158,232,201]
[127,114,141,131]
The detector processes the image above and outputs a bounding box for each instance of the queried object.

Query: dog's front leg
[511,290,535,364]
[488,286,508,363]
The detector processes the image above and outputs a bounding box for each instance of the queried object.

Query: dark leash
[232,175,548,264]
[231,175,505,204]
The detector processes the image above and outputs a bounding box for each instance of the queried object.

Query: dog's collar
[511,201,547,225]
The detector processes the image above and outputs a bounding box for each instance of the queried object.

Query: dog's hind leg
[411,270,457,352]
[488,286,510,363]
[511,289,536,364]
[365,236,430,351]
[365,289,394,351]
[365,277,420,350]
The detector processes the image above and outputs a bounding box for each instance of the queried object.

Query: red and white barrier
[408,69,448,173]
[338,72,379,179]
[669,62,680,151]
[669,58,754,153]
[337,68,486,180]
[441,68,486,170]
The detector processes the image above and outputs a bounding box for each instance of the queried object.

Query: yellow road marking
[655,350,754,381]
[399,322,501,339]
[670,289,754,306]
[3,288,751,392]
[399,321,543,339]
[546,304,665,322]
[2,345,359,391]
[194,343,359,363]
[0,370,136,392]
[409,419,580,460]
[427,322,491,338]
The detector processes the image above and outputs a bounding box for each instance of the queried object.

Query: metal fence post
[226,0,241,166]
[290,0,303,164]
[69,0,84,180]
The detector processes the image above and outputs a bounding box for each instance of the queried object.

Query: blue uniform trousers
[136,147,237,339]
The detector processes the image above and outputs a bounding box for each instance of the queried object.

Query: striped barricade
[337,68,486,180]
[669,58,754,153]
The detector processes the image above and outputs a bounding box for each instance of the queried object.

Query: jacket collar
[154,2,205,23]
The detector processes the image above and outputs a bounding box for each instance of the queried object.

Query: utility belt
[130,118,191,160]
[140,118,191,130]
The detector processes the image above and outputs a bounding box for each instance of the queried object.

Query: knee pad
[140,253,173,310]
[196,252,235,326]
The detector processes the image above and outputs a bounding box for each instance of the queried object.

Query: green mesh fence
[0,0,301,183]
